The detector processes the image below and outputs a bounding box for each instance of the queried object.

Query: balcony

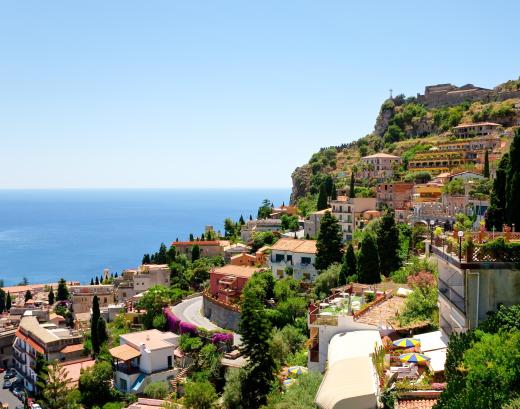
[438,278,465,313]
[114,363,141,375]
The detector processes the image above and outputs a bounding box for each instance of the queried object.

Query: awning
[109,344,141,361]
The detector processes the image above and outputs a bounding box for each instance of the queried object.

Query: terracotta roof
[230,253,256,260]
[109,344,141,361]
[362,152,401,159]
[26,337,45,355]
[59,358,96,387]
[212,265,260,278]
[270,238,317,254]
[60,343,84,353]
[397,398,437,409]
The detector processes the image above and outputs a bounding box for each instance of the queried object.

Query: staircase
[170,367,189,397]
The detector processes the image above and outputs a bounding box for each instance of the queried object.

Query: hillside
[290,78,520,204]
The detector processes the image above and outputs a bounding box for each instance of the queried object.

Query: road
[0,373,22,409]
[172,296,241,345]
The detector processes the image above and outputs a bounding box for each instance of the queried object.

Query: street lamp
[430,220,435,245]
[458,230,464,261]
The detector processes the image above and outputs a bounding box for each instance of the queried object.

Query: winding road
[172,296,242,346]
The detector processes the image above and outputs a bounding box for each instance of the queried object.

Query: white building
[132,264,171,294]
[268,238,318,281]
[304,209,330,239]
[109,329,180,393]
[330,197,377,242]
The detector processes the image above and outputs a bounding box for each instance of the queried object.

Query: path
[172,296,242,346]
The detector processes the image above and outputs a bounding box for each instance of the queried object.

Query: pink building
[209,265,259,304]
[359,153,401,180]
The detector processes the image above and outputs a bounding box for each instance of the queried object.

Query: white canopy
[328,330,382,368]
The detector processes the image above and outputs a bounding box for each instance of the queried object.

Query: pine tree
[90,278,94,285]
[6,292,11,311]
[483,149,490,178]
[239,215,245,225]
[191,244,201,261]
[95,276,99,285]
[376,209,401,276]
[239,281,275,408]
[506,128,520,227]
[339,243,357,285]
[41,360,74,409]
[142,254,151,264]
[200,232,205,241]
[56,278,69,301]
[97,317,108,345]
[315,211,343,270]
[357,234,381,284]
[34,353,49,398]
[486,153,509,230]
[25,290,32,302]
[350,172,356,198]
[48,287,55,305]
[91,295,100,355]
[317,182,328,211]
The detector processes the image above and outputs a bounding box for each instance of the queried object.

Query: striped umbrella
[288,366,308,376]
[400,353,430,364]
[392,338,421,348]
[283,378,297,387]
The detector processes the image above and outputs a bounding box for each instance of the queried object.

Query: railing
[438,278,465,313]
[114,363,141,375]
[202,289,241,312]
[439,316,453,337]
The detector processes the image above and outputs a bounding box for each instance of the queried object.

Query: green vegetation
[143,381,170,399]
[432,102,469,131]
[258,199,274,219]
[280,214,299,231]
[251,231,278,252]
[78,361,117,408]
[340,243,357,285]
[357,233,380,284]
[313,263,341,300]
[376,209,401,277]
[184,380,217,409]
[296,194,317,217]
[136,285,186,330]
[315,211,343,270]
[56,278,69,301]
[443,178,464,195]
[397,271,437,327]
[401,143,431,170]
[263,371,323,409]
[404,170,432,184]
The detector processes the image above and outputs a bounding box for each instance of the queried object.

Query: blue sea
[0,189,289,286]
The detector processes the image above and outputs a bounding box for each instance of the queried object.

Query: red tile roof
[397,399,437,409]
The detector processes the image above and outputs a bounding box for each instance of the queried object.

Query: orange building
[209,265,260,304]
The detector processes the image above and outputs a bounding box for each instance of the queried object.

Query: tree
[136,285,182,330]
[6,292,11,311]
[324,175,334,198]
[257,199,273,219]
[222,368,247,409]
[143,381,170,399]
[91,295,100,355]
[97,317,108,345]
[239,279,275,408]
[313,263,340,299]
[25,290,32,302]
[483,149,490,178]
[506,128,520,227]
[0,290,5,314]
[315,211,343,271]
[95,276,99,285]
[57,278,69,301]
[142,253,151,264]
[90,278,94,285]
[191,244,201,261]
[280,214,299,231]
[78,361,114,408]
[316,182,328,211]
[357,234,380,284]
[40,360,74,409]
[376,209,401,276]
[184,380,217,409]
[349,172,355,198]
[34,353,49,398]
[239,215,245,225]
[19,276,29,285]
[340,243,357,285]
[48,287,55,305]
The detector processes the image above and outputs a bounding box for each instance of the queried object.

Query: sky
[1,1,519,189]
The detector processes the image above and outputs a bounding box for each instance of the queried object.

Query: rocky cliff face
[374,107,393,137]
[290,164,312,204]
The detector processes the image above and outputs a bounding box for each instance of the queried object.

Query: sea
[0,188,289,286]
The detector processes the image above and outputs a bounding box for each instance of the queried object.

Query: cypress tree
[189,233,194,241]
[90,278,94,285]
[317,182,328,211]
[200,232,205,241]
[95,276,99,285]
[0,290,5,314]
[239,215,245,225]
[6,292,11,311]
[191,244,201,261]
[331,184,338,200]
[249,214,253,221]
[25,290,32,302]
[97,317,108,345]
[114,272,118,278]
[357,234,381,284]
[342,243,357,281]
[48,287,55,305]
[483,149,490,178]
[57,279,69,302]
[315,211,343,270]
[506,128,520,227]
[34,353,48,398]
[376,209,401,276]
[91,295,100,355]
[350,172,356,198]
[324,175,334,198]
[142,254,151,264]
[486,153,509,230]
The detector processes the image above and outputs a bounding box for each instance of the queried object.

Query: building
[269,204,298,219]
[171,240,230,258]
[13,316,83,392]
[359,153,402,180]
[331,197,378,241]
[209,265,259,304]
[453,122,501,138]
[240,219,282,242]
[412,183,443,203]
[268,238,317,281]
[132,264,171,293]
[430,236,520,338]
[109,329,180,393]
[229,253,257,267]
[314,331,381,409]
[223,243,252,262]
[377,182,414,211]
[304,209,330,239]
[69,285,116,314]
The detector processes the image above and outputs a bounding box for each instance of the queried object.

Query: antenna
[389,88,393,99]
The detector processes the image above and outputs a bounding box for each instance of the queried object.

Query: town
[1,82,520,409]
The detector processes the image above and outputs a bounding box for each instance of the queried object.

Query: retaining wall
[202,294,241,332]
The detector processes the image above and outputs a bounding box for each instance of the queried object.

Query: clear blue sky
[1,1,519,188]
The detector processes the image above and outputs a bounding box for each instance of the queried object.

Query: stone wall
[417,86,520,108]
[202,294,241,332]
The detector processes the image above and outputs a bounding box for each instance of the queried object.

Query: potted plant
[464,235,475,262]
[434,226,443,246]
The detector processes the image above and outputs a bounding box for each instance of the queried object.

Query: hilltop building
[240,219,282,242]
[359,153,401,180]
[330,196,378,242]
[70,284,116,314]
[268,238,317,281]
[171,240,230,258]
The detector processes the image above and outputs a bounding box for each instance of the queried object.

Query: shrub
[179,321,198,336]
[143,381,169,399]
[184,380,217,409]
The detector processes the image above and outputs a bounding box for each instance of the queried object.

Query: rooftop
[362,152,401,159]
[171,240,230,247]
[454,122,501,128]
[59,358,96,387]
[269,238,317,254]
[121,329,179,351]
[212,264,260,278]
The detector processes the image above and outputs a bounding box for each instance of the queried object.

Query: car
[31,404,43,409]
[12,387,24,398]
[3,380,12,389]
[4,369,17,379]
[0,367,5,373]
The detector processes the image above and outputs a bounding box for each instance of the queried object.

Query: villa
[109,329,180,393]
[268,238,317,281]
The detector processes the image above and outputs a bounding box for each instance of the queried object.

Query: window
[286,255,293,263]
[120,378,127,391]
[275,254,285,262]
[301,257,311,265]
